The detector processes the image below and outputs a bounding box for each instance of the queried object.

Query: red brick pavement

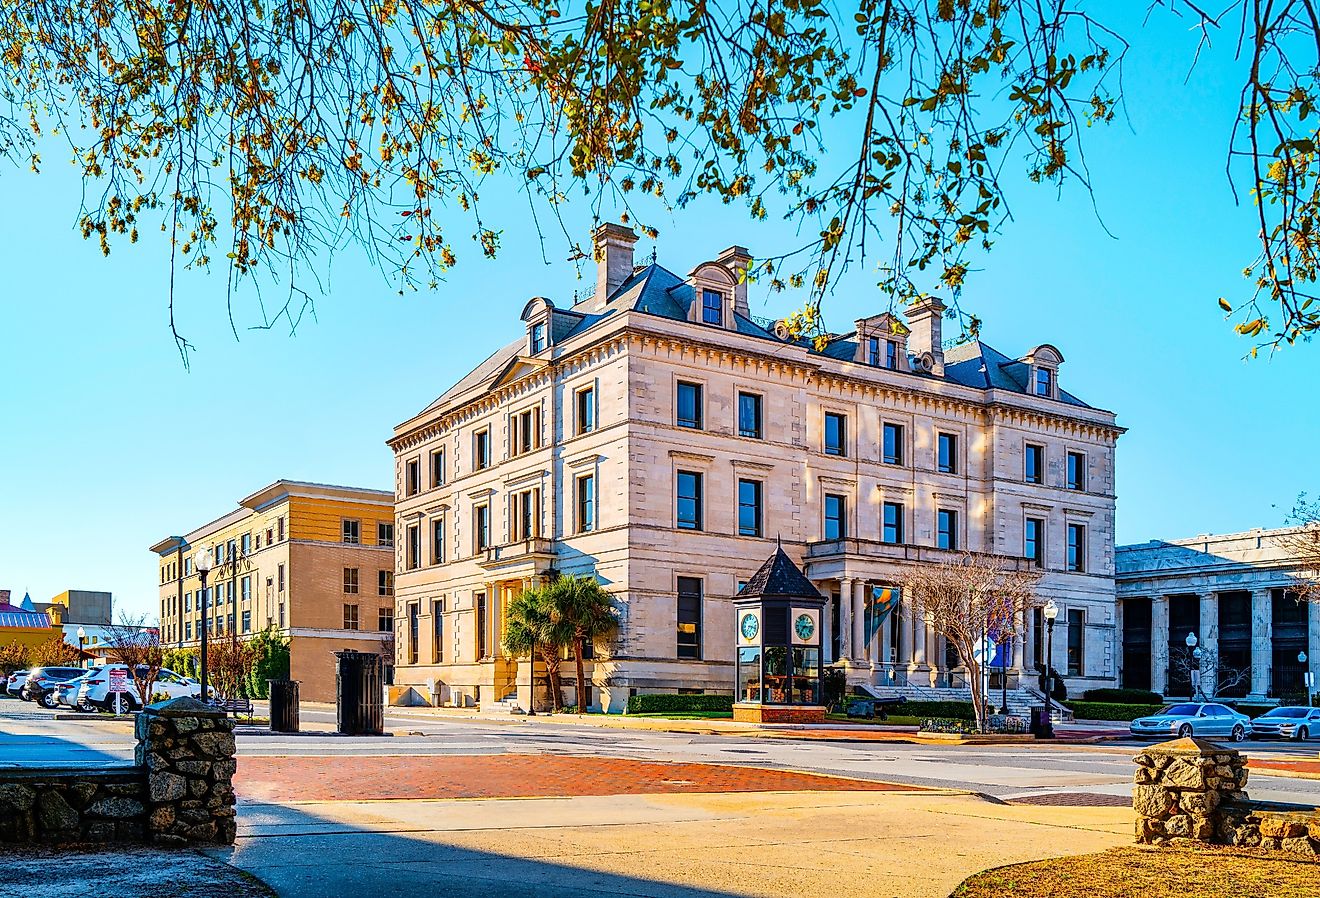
[1248,757,1320,779]
[234,754,923,802]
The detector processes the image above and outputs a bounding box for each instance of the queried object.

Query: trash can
[1029,705,1054,738]
[335,650,384,736]
[268,679,300,733]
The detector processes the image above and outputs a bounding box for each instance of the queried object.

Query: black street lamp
[76,626,87,668]
[1300,651,1312,707]
[194,544,215,702]
[1041,600,1059,739]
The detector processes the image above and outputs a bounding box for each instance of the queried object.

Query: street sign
[108,668,128,694]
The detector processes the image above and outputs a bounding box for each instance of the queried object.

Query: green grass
[826,713,922,727]
[628,711,734,720]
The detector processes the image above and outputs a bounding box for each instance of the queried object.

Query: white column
[1199,593,1219,699]
[821,589,834,665]
[1308,600,1320,701]
[838,579,854,661]
[897,600,912,667]
[1250,589,1271,700]
[1151,596,1169,696]
[853,580,867,663]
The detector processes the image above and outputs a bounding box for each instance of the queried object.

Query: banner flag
[864,586,901,646]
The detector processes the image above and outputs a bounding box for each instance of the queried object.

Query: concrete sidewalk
[211,790,1132,898]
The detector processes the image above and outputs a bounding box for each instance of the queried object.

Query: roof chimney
[592,222,639,308]
[716,245,752,318]
[903,298,947,377]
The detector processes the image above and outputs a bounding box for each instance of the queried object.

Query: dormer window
[886,340,899,369]
[853,313,908,369]
[530,322,546,354]
[866,336,881,366]
[701,290,724,326]
[1022,344,1064,399]
[1035,367,1053,397]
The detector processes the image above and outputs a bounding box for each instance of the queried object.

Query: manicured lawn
[825,713,922,727]
[953,845,1320,898]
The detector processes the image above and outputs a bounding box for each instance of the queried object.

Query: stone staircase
[481,693,525,715]
[861,682,1073,722]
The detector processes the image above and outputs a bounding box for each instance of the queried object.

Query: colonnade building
[389,223,1125,712]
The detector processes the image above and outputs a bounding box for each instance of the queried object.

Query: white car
[5,670,29,698]
[77,665,200,712]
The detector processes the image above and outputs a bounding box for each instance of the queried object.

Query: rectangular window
[430,449,445,488]
[676,381,703,429]
[737,392,763,439]
[737,479,763,538]
[474,504,490,551]
[240,533,251,556]
[867,335,881,366]
[1067,452,1086,491]
[184,592,192,613]
[474,429,491,470]
[1036,367,1053,397]
[511,408,538,456]
[185,621,193,641]
[406,458,420,496]
[407,524,420,570]
[408,602,420,665]
[576,386,595,435]
[937,432,958,474]
[279,603,285,627]
[511,489,538,541]
[342,519,360,544]
[277,563,285,592]
[377,606,393,632]
[1024,444,1044,484]
[431,518,445,564]
[240,576,251,602]
[378,570,394,596]
[824,494,847,540]
[476,592,488,659]
[676,471,703,530]
[886,339,899,370]
[882,422,904,466]
[1067,608,1085,676]
[576,474,596,533]
[185,558,193,576]
[882,502,904,544]
[824,412,847,457]
[378,522,395,548]
[677,577,703,660]
[215,542,226,565]
[432,599,444,663]
[530,322,546,353]
[343,604,359,630]
[343,567,359,594]
[1025,518,1045,567]
[937,509,958,550]
[1067,523,1086,572]
[701,289,723,325]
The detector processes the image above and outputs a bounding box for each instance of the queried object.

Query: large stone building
[389,223,1124,712]
[152,480,395,701]
[1117,527,1320,701]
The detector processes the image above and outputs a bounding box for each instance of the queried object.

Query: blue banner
[864,586,901,646]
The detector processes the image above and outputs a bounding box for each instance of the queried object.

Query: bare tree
[1166,645,1252,701]
[1278,495,1320,602]
[104,612,165,708]
[902,552,1042,732]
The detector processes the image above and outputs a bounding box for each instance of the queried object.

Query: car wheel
[1296,726,1310,742]
[1177,723,1193,738]
[38,692,59,709]
[1231,724,1246,742]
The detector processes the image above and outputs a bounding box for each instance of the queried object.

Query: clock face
[794,613,815,641]
[739,613,760,640]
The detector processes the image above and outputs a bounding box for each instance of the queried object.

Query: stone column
[838,579,854,661]
[1022,607,1036,673]
[1199,593,1219,699]
[1309,601,1320,701]
[136,697,237,846]
[911,612,930,686]
[1133,739,1248,847]
[821,590,834,665]
[1152,596,1170,696]
[1249,589,1271,700]
[896,600,912,669]
[853,580,867,663]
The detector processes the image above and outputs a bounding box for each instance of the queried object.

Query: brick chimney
[903,298,947,376]
[716,245,753,318]
[592,222,639,308]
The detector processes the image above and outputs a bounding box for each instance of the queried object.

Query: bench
[218,696,253,718]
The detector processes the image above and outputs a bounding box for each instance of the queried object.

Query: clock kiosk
[732,546,828,724]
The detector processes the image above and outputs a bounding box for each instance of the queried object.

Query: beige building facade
[152,480,395,701]
[390,224,1124,713]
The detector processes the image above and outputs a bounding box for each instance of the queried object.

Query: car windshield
[1158,704,1201,716]
[1262,707,1308,718]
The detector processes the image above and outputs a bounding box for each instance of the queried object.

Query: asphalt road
[4,697,1318,804]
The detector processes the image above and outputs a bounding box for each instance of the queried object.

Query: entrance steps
[858,682,1073,722]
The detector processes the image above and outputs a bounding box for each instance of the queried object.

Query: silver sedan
[1129,702,1252,741]
[1250,706,1320,741]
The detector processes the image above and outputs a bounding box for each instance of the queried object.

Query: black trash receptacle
[268,680,300,733]
[335,650,384,736]
[1029,705,1054,738]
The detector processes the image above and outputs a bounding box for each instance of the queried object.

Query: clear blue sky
[1,11,1315,621]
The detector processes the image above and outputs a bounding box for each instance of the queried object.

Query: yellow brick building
[152,480,395,702]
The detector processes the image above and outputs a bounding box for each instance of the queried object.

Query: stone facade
[390,223,1124,712]
[0,697,237,847]
[1117,527,1320,700]
[1133,736,1320,856]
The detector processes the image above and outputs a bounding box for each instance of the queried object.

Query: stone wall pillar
[1309,601,1320,701]
[135,697,237,846]
[1151,596,1169,695]
[852,580,867,663]
[1250,589,1272,700]
[896,601,912,667]
[838,579,853,661]
[1199,593,1219,699]
[1133,737,1247,846]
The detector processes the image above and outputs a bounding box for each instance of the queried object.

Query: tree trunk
[539,647,562,710]
[574,634,587,714]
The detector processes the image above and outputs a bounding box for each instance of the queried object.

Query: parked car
[1129,702,1252,741]
[5,670,29,698]
[1249,706,1320,741]
[53,671,97,712]
[22,667,90,708]
[77,665,200,712]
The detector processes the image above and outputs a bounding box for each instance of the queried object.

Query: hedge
[1081,688,1163,705]
[919,717,979,734]
[897,700,977,719]
[1068,701,1163,721]
[626,693,734,715]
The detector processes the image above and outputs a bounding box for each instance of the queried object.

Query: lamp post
[1300,651,1313,707]
[1041,601,1059,739]
[1186,631,1200,701]
[76,626,87,668]
[194,544,215,702]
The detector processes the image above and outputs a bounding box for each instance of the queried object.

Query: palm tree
[542,574,617,714]
[501,586,564,711]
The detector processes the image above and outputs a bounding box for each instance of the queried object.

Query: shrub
[626,693,734,715]
[1225,703,1274,718]
[1082,688,1163,704]
[919,717,979,734]
[822,667,847,710]
[896,700,977,719]
[1067,701,1163,721]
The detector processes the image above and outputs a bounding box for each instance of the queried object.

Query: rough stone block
[1281,837,1320,856]
[0,783,37,813]
[175,759,211,777]
[188,778,209,798]
[174,718,200,735]
[1133,785,1174,818]
[37,791,80,832]
[85,821,117,842]
[149,772,187,803]
[210,759,237,781]
[1180,790,1219,816]
[87,797,145,819]
[148,805,176,831]
[191,733,236,759]
[1164,814,1193,837]
[1162,760,1206,790]
[1260,816,1308,840]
